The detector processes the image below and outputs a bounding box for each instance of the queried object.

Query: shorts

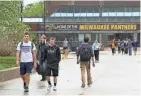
[63,47,68,50]
[20,62,33,75]
[45,64,59,76]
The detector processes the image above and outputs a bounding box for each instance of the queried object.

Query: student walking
[124,39,128,54]
[62,38,69,59]
[132,39,138,56]
[43,37,61,91]
[16,32,37,92]
[37,35,47,81]
[117,39,121,54]
[111,39,116,55]
[77,37,95,88]
[128,39,132,56]
[92,40,101,62]
[121,41,125,55]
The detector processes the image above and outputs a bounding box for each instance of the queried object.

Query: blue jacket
[132,41,138,47]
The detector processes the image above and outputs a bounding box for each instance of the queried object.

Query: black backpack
[80,44,91,62]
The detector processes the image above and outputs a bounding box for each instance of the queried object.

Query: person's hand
[36,60,40,65]
[16,60,19,66]
[92,62,95,67]
[77,61,79,64]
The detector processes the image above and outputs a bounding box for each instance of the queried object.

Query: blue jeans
[128,48,132,56]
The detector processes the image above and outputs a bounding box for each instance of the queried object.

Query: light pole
[44,0,46,34]
[21,1,23,22]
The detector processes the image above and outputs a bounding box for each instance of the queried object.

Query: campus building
[23,1,140,50]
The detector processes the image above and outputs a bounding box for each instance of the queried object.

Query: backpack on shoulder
[80,44,91,62]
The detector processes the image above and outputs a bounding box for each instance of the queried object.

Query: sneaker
[47,84,52,91]
[23,82,26,89]
[40,78,46,81]
[88,81,93,87]
[81,84,85,88]
[53,86,57,91]
[24,87,29,92]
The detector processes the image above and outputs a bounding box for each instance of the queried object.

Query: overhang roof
[45,1,140,16]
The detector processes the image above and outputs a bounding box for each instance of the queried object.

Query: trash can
[100,44,104,51]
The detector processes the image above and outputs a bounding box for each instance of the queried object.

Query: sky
[23,0,42,6]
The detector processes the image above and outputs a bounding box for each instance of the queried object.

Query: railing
[20,17,140,23]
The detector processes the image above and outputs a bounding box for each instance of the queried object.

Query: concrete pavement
[0,51,140,95]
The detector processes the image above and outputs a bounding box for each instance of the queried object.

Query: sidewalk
[0,51,140,95]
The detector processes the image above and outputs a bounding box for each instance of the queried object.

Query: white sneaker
[47,85,52,91]
[53,86,57,91]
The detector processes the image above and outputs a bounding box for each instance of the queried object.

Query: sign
[38,24,78,31]
[38,24,138,31]
[79,24,137,31]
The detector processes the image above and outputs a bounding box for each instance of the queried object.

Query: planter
[0,67,20,82]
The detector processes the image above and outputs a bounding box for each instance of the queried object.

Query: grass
[0,56,16,70]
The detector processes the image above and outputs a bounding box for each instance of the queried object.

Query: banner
[79,24,137,31]
[38,24,138,31]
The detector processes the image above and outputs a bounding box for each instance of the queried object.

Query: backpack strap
[20,42,23,56]
[31,42,34,55]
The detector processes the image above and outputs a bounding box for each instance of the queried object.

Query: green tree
[23,2,44,17]
[0,1,30,40]
[0,1,30,56]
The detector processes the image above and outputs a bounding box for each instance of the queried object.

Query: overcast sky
[23,0,42,6]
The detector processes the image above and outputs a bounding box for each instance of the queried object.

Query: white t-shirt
[16,41,36,62]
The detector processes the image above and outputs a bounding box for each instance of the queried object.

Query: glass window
[61,13,67,17]
[117,12,124,17]
[94,13,100,17]
[54,13,61,17]
[87,13,93,17]
[80,13,87,17]
[87,7,93,13]
[74,13,80,17]
[117,7,124,12]
[87,7,93,17]
[132,12,140,16]
[93,8,100,17]
[124,12,132,16]
[102,12,109,16]
[109,12,116,16]
[67,6,74,13]
[66,13,73,17]
[78,34,84,42]
[132,7,140,12]
[102,7,109,17]
[74,6,80,13]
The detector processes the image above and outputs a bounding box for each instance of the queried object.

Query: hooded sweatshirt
[43,44,61,68]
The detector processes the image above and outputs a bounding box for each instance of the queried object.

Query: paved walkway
[0,51,140,95]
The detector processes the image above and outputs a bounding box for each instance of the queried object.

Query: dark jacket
[43,44,61,65]
[37,43,47,62]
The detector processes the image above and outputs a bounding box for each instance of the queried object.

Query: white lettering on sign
[57,25,66,29]
[67,25,78,29]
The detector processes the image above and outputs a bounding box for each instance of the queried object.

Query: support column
[96,33,98,41]
[99,34,102,43]
[133,33,137,41]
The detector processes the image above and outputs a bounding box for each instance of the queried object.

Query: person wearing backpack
[37,34,47,81]
[16,32,37,92]
[77,37,95,88]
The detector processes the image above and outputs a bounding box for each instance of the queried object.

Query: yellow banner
[79,24,137,31]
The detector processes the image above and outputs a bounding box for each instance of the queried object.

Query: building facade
[24,1,140,50]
